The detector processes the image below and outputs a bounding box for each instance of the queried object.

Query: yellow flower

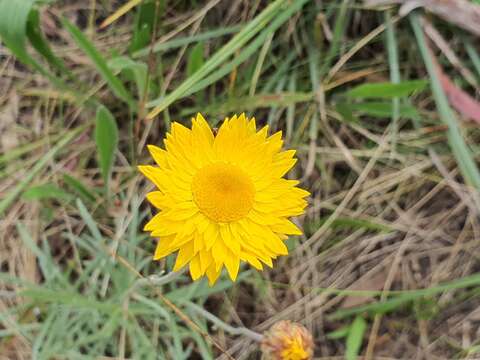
[139,113,308,285]
[261,321,314,360]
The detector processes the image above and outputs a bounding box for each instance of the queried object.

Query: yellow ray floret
[138,113,309,285]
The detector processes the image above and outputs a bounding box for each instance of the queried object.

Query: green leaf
[346,316,367,360]
[187,42,205,76]
[335,103,359,123]
[26,8,69,74]
[61,18,135,109]
[129,0,156,53]
[347,80,428,98]
[327,326,351,339]
[0,0,35,65]
[95,105,118,185]
[22,183,73,202]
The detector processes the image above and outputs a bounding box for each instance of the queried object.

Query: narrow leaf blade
[62,18,134,108]
[95,106,118,185]
[346,316,367,360]
[187,42,205,76]
[347,80,428,98]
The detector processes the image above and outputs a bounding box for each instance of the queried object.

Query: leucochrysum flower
[139,113,308,285]
[261,321,314,360]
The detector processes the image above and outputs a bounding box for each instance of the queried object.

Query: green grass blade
[26,9,69,74]
[132,25,242,58]
[385,10,401,152]
[16,224,69,286]
[319,0,350,76]
[465,40,480,78]
[0,0,35,66]
[76,198,103,242]
[61,18,135,109]
[63,174,98,203]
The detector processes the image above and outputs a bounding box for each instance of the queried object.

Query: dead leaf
[438,73,480,125]
[100,0,143,29]
[365,0,480,37]
[423,29,480,125]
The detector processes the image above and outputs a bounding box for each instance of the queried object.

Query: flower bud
[261,320,314,360]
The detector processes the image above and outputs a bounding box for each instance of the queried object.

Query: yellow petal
[189,255,202,280]
[271,219,303,235]
[203,221,219,250]
[212,240,228,271]
[153,236,176,260]
[199,250,214,274]
[145,191,177,210]
[240,252,263,270]
[219,224,241,254]
[147,145,169,168]
[206,263,222,286]
[224,252,240,281]
[173,242,195,271]
[193,232,205,253]
[164,205,198,220]
[247,117,256,133]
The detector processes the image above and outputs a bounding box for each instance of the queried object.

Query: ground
[1,0,480,359]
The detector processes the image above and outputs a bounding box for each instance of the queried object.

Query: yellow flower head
[139,113,309,285]
[261,321,314,360]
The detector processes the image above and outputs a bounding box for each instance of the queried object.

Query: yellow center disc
[192,162,255,222]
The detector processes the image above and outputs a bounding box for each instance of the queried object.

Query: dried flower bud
[261,320,314,360]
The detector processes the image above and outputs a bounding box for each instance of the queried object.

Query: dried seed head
[261,320,314,360]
